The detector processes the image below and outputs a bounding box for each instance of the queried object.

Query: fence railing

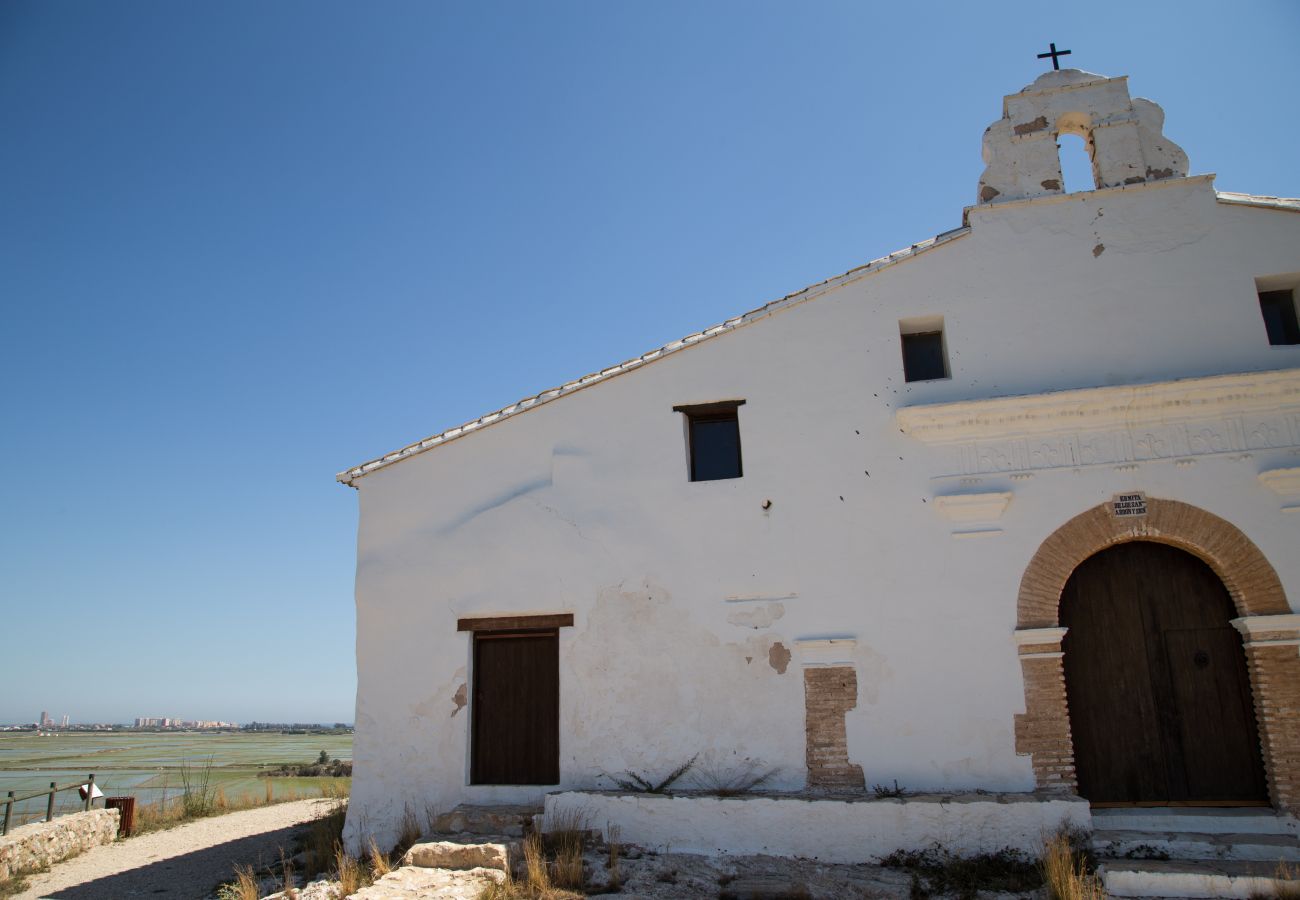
[2,773,97,836]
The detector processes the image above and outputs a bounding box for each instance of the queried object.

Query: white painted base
[543,790,1091,863]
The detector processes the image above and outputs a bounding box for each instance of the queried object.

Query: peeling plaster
[768,641,792,674]
[727,601,785,630]
[451,683,467,717]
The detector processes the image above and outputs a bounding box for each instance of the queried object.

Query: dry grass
[1250,861,1300,899]
[605,823,622,891]
[215,864,260,900]
[335,843,371,896]
[689,757,780,796]
[1040,831,1106,900]
[368,837,393,878]
[133,779,343,837]
[302,801,348,878]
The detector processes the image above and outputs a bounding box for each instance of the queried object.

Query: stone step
[348,865,506,899]
[401,834,521,873]
[1093,828,1300,862]
[1091,807,1297,836]
[1100,858,1298,898]
[430,803,541,837]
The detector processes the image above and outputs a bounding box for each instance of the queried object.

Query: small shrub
[607,754,698,793]
[690,758,780,796]
[882,844,1041,900]
[872,780,907,799]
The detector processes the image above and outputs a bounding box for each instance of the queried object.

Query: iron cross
[1037,42,1072,70]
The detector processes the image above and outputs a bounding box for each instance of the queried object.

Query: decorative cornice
[1231,614,1300,637]
[897,369,1300,445]
[934,492,1013,523]
[795,637,857,667]
[1014,627,1068,647]
[1259,467,1300,497]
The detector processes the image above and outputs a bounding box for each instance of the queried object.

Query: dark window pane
[902,331,947,382]
[690,415,742,481]
[1259,290,1300,345]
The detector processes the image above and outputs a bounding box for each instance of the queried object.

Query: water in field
[0,731,352,827]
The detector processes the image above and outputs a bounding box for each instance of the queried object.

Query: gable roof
[336,188,1299,487]
[337,224,971,486]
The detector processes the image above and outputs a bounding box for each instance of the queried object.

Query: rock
[719,875,813,900]
[401,837,519,872]
[348,865,504,899]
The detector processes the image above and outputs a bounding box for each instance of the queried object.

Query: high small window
[900,316,949,382]
[1259,289,1300,346]
[673,400,744,481]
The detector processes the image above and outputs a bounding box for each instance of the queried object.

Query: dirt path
[15,799,337,900]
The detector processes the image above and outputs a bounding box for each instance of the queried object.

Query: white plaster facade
[338,70,1300,853]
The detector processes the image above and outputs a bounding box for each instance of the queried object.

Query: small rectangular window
[673,401,744,481]
[900,316,949,382]
[1259,289,1300,346]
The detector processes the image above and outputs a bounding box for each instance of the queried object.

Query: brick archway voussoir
[1017,498,1289,629]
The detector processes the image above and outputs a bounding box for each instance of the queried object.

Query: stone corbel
[935,491,1012,539]
[795,637,857,668]
[1259,467,1300,512]
[1231,614,1300,648]
[1014,626,1068,659]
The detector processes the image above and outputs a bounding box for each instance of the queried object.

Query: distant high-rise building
[39,710,50,728]
[61,715,69,727]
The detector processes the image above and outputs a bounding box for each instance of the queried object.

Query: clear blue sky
[2,1,1296,724]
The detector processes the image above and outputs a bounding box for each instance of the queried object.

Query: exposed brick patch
[803,666,865,789]
[1243,642,1300,812]
[1014,498,1295,811]
[1013,649,1077,792]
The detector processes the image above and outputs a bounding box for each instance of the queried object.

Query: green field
[0,731,352,826]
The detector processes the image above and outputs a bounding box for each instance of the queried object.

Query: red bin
[105,797,136,836]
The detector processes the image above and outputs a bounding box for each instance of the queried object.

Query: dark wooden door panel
[1061,542,1267,806]
[1062,547,1170,803]
[1164,628,1268,802]
[471,631,559,785]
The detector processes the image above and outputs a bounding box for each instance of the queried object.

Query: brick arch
[1017,498,1289,630]
[1012,497,1299,811]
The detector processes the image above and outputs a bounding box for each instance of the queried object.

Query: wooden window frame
[673,400,745,482]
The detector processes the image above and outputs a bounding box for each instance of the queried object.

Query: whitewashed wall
[342,176,1300,851]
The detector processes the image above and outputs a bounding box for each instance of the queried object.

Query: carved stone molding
[934,492,1013,523]
[897,369,1300,477]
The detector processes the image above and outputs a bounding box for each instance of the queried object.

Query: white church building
[338,68,1300,872]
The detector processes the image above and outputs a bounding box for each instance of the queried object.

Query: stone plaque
[1112,492,1148,518]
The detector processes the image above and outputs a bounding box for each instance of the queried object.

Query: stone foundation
[0,808,120,882]
[544,790,1090,862]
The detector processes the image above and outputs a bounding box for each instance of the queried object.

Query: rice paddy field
[0,731,352,826]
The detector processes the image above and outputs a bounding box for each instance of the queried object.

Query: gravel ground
[13,799,338,900]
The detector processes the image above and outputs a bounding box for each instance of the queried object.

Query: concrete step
[1100,858,1298,898]
[1092,807,1297,836]
[401,834,521,872]
[1093,828,1300,862]
[430,803,541,837]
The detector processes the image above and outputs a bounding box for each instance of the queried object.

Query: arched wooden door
[1061,541,1268,805]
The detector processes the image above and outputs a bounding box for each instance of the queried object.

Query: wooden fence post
[3,791,12,835]
[84,774,95,811]
[47,781,57,821]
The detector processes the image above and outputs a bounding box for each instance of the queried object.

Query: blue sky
[2,1,1297,724]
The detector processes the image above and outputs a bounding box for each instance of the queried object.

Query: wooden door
[471,630,560,785]
[1061,541,1267,805]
